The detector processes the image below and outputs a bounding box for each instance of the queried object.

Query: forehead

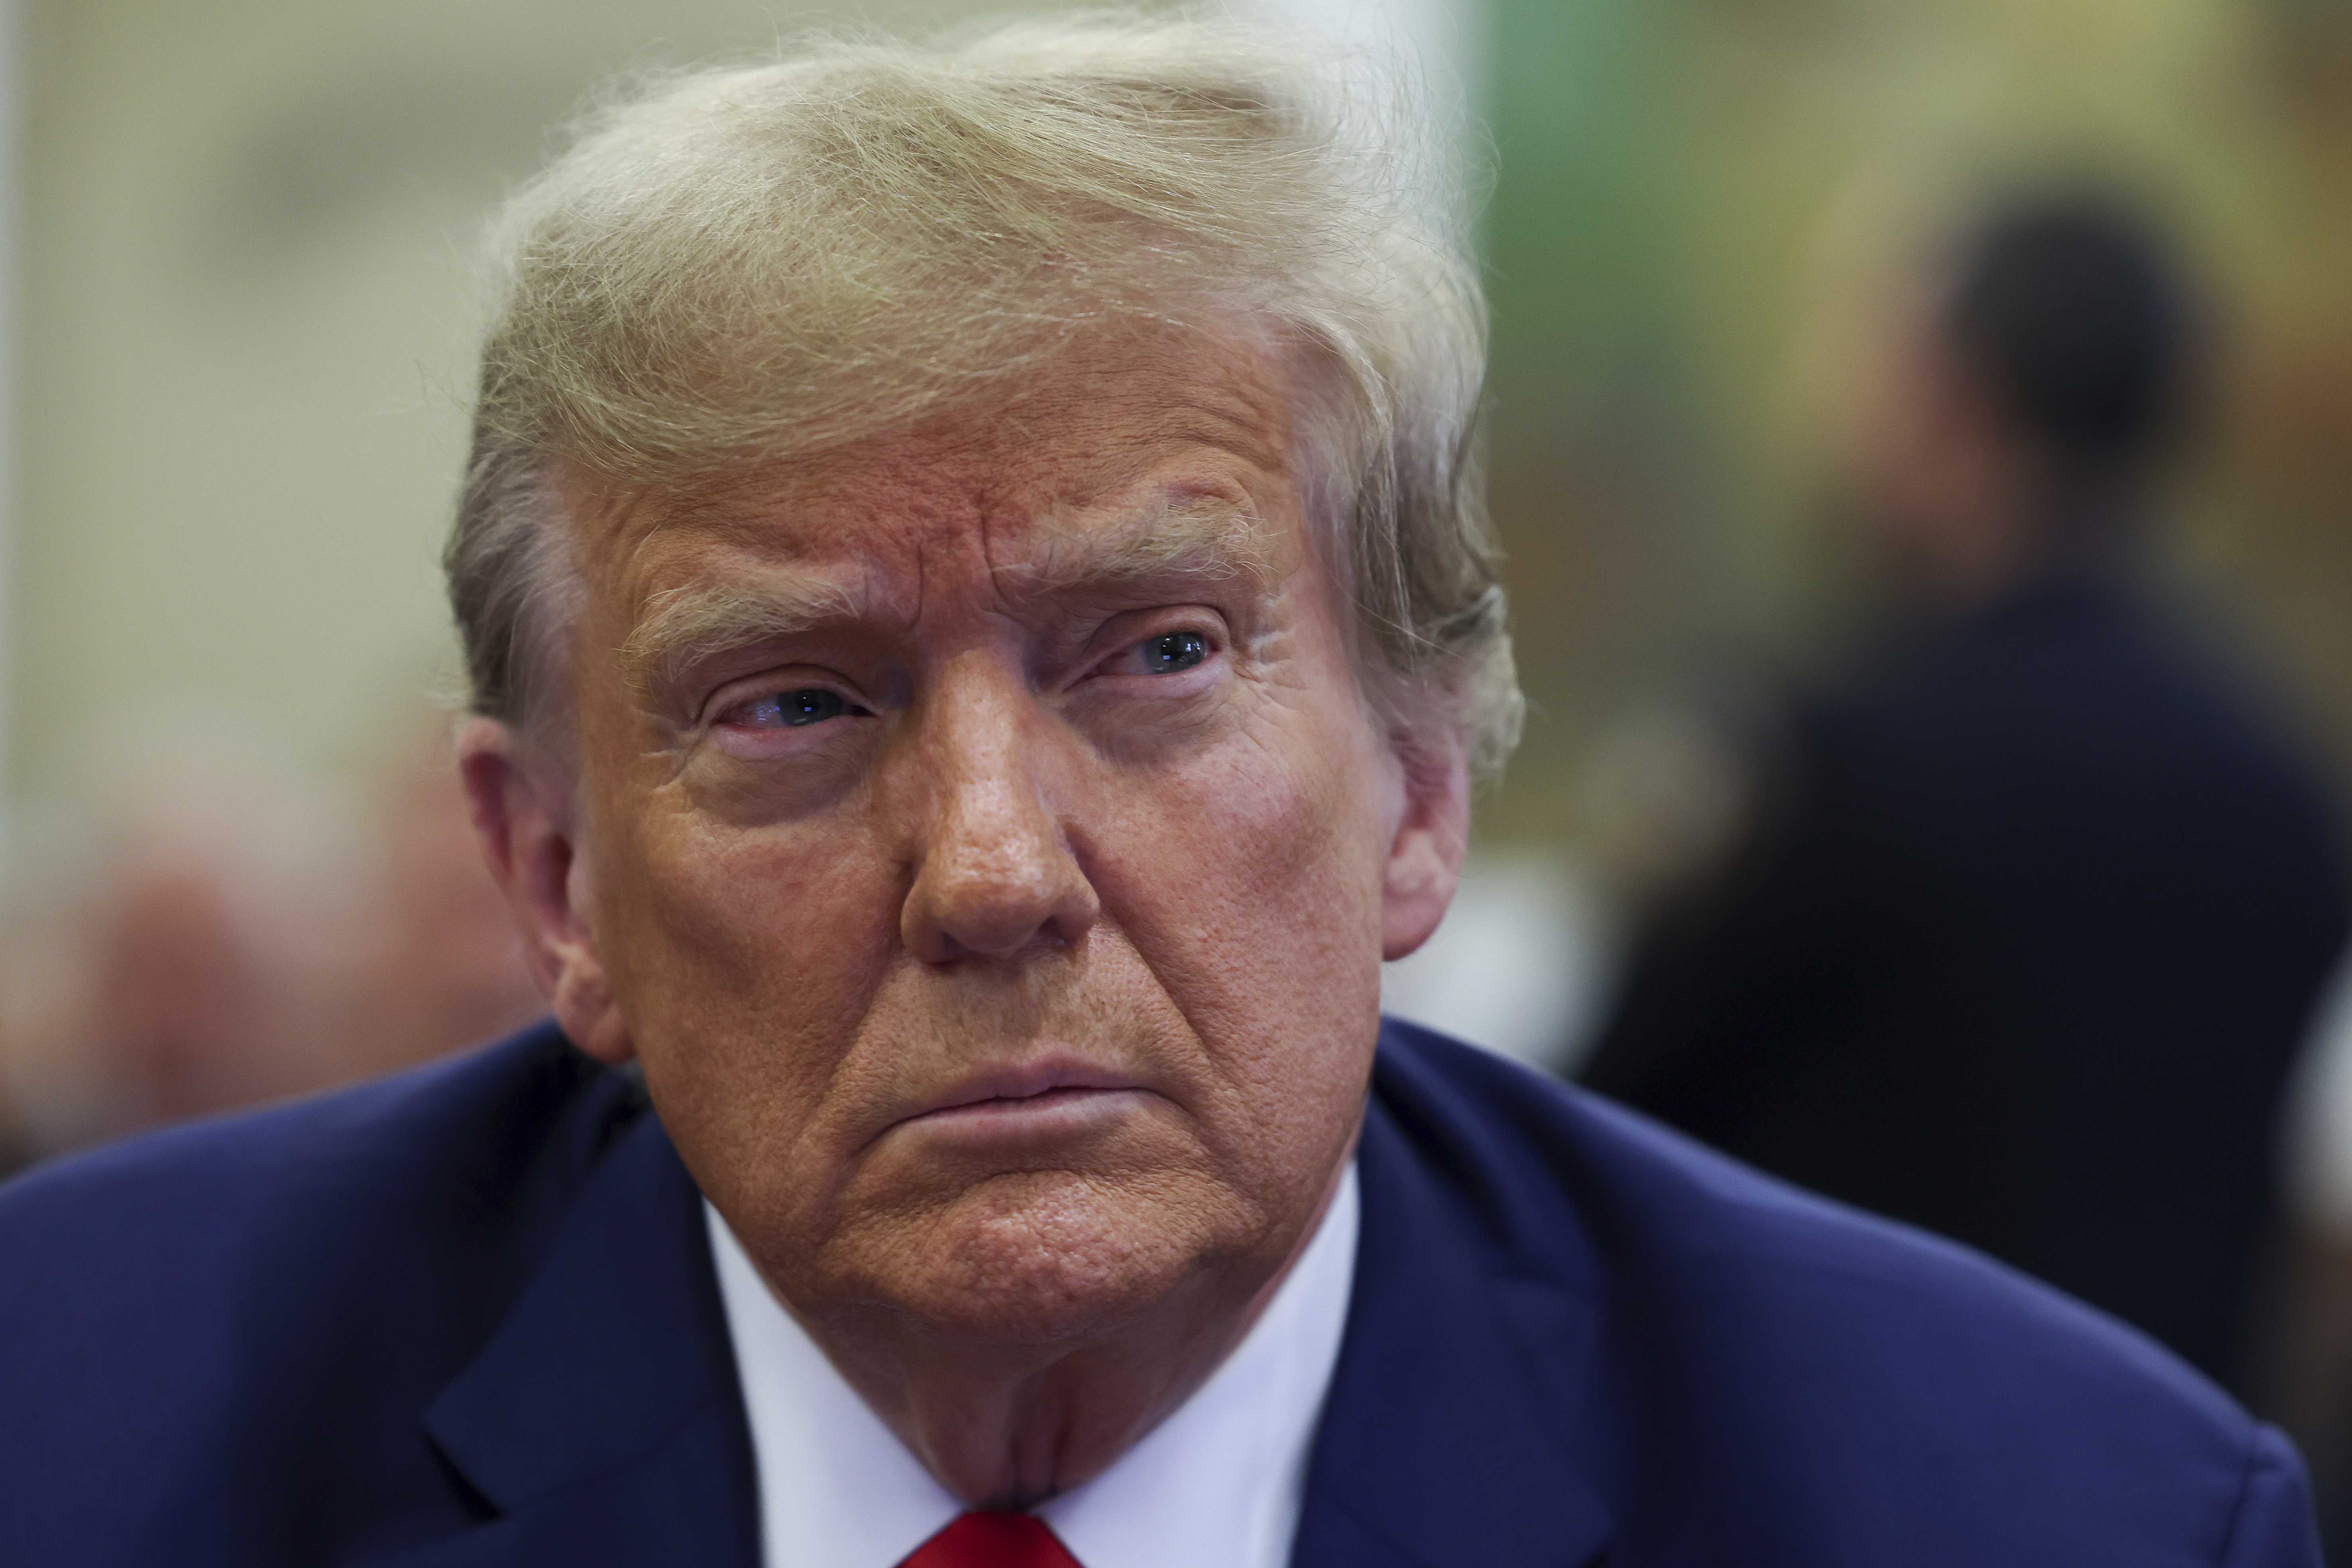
[573,326,1308,604]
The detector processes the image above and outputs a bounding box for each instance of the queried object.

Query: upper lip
[901,1060,1147,1122]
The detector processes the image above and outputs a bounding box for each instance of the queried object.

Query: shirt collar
[708,1161,1361,1568]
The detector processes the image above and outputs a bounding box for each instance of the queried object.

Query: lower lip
[898,1086,1150,1141]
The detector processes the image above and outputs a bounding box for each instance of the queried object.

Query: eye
[724,687,863,729]
[1135,630,1209,675]
[1088,625,1221,687]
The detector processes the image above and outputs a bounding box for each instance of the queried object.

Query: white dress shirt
[707,1162,1360,1568]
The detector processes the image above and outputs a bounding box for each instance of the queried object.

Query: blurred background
[7,0,2352,1546]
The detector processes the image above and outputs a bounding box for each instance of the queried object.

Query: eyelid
[704,669,871,728]
[1089,605,1228,655]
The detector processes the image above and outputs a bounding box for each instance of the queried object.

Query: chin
[844,1168,1252,1344]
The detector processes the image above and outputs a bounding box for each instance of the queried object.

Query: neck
[776,1155,1351,1507]
[1896,466,2138,620]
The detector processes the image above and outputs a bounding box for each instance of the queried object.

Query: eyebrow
[618,493,1279,696]
[1011,493,1278,597]
[620,574,860,698]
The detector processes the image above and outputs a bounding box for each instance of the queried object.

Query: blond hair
[445,16,1521,774]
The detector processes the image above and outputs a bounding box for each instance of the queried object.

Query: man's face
[511,327,1461,1339]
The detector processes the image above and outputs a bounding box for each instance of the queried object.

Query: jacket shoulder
[0,1021,632,1264]
[0,1023,649,1553]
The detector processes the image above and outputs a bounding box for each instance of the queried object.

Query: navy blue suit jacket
[0,1018,2319,1565]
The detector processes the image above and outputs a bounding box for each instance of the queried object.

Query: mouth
[891,1062,1154,1141]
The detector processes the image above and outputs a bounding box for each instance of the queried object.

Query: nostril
[917,874,1055,960]
[900,837,1101,964]
[897,720,1099,961]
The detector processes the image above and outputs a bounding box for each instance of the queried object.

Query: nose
[897,666,1101,964]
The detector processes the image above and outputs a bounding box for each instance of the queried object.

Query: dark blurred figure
[1581,195,2350,1387]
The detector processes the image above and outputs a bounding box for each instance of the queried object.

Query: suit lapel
[378,1030,1610,1568]
[393,1112,758,1567]
[1292,1089,1614,1568]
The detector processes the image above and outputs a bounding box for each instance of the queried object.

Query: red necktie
[897,1511,1085,1568]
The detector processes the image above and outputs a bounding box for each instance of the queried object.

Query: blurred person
[1582,194,2351,1388]
[87,862,276,1128]
[340,721,544,1078]
[0,30,2324,1567]
[4,717,538,1151]
[0,1006,28,1181]
[14,753,372,1145]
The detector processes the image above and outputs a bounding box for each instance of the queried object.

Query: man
[1582,198,2348,1389]
[0,26,2322,1567]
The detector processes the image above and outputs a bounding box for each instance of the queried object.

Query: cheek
[590,793,903,1186]
[1087,687,1392,1149]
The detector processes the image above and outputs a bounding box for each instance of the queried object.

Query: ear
[455,717,634,1063]
[1380,731,1471,962]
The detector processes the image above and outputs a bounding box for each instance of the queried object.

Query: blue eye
[1140,631,1209,674]
[741,688,850,728]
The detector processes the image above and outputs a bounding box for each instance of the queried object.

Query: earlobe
[1380,735,1470,962]
[455,718,636,1064]
[548,953,633,1064]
